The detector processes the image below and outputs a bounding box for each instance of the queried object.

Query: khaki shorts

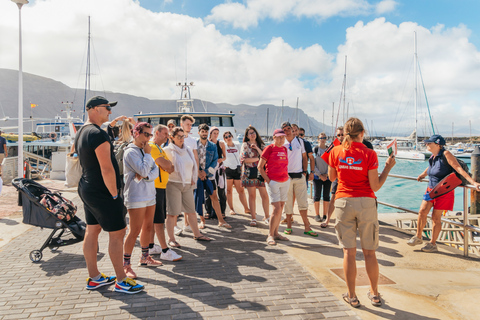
[334,197,379,250]
[284,177,308,214]
[0,153,4,174]
[266,179,290,203]
[166,181,195,216]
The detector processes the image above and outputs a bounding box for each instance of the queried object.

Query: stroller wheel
[29,250,42,262]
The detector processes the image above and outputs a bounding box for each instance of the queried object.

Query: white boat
[375,148,425,161]
[375,131,426,161]
[134,81,236,139]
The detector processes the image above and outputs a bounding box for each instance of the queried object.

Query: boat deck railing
[381,173,480,258]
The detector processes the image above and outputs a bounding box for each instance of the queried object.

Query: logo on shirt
[339,157,362,166]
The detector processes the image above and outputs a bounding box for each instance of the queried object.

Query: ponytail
[341,117,365,150]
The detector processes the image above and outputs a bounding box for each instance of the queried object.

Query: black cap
[281,121,291,129]
[86,96,117,110]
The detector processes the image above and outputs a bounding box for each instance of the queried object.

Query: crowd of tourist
[75,95,480,307]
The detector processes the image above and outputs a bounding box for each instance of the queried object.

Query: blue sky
[2,0,480,134]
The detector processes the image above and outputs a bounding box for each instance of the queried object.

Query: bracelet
[112,195,118,199]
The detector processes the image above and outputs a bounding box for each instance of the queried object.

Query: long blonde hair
[342,117,364,149]
[118,119,133,142]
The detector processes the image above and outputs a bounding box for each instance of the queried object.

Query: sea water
[375,159,471,213]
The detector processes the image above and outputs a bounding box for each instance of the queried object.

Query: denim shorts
[125,198,156,210]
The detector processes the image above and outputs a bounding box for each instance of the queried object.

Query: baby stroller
[12,178,86,262]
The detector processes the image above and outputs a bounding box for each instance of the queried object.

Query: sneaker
[174,226,183,236]
[149,244,162,255]
[86,273,116,290]
[138,255,163,267]
[123,264,137,279]
[160,249,183,261]
[183,225,192,233]
[263,218,270,225]
[421,242,438,253]
[407,235,423,246]
[314,215,322,222]
[114,277,144,294]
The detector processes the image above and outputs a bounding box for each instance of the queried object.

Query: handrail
[381,173,479,257]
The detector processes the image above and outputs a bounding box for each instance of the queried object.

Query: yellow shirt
[149,142,170,189]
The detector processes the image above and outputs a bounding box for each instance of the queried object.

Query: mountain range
[0,68,331,137]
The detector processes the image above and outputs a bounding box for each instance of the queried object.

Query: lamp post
[12,0,28,178]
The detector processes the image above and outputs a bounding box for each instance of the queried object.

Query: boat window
[222,117,233,127]
[149,118,160,126]
[211,117,221,127]
[137,117,149,123]
[194,117,211,126]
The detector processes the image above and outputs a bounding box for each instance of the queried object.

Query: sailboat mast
[414,31,418,150]
[343,56,347,123]
[83,16,91,122]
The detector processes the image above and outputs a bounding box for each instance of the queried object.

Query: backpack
[441,153,471,186]
[114,141,129,175]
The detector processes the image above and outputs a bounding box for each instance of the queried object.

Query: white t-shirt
[184,135,198,152]
[223,143,241,169]
[284,137,305,173]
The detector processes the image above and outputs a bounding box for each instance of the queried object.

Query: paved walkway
[0,188,358,320]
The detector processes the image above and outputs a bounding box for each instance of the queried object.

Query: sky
[1,0,480,136]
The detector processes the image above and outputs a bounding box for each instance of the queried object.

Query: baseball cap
[273,129,286,137]
[281,121,291,129]
[86,96,117,110]
[167,119,176,126]
[424,134,446,145]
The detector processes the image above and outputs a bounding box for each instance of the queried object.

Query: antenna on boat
[82,16,91,122]
[414,31,418,151]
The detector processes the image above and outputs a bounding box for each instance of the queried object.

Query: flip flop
[229,210,237,215]
[266,237,277,246]
[304,230,318,237]
[342,293,361,308]
[284,228,292,235]
[320,223,328,228]
[194,235,212,241]
[168,241,181,248]
[198,222,205,229]
[367,291,382,307]
[218,222,232,229]
[274,234,289,241]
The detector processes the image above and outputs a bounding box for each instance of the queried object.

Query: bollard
[471,146,480,215]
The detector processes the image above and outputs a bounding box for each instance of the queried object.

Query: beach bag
[114,141,129,175]
[442,154,471,186]
[65,153,82,187]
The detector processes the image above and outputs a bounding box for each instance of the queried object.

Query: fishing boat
[133,81,236,138]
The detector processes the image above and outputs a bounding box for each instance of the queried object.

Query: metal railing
[380,173,480,258]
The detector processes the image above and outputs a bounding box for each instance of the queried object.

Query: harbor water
[375,158,471,213]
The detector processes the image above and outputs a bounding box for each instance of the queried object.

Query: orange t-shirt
[327,142,378,199]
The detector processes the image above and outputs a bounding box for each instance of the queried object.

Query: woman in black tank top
[205,127,227,218]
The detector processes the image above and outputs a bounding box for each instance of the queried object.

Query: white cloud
[376,0,397,15]
[206,0,382,30]
[1,1,480,134]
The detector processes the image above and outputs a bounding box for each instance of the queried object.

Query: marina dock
[0,180,479,320]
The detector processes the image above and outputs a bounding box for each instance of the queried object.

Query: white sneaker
[183,225,192,233]
[160,249,183,261]
[148,244,162,255]
[174,226,183,236]
[407,235,423,246]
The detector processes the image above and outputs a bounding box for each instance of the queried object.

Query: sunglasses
[299,133,305,137]
[143,132,153,138]
[318,137,326,140]
[97,105,112,111]
[175,135,185,139]
[288,143,292,151]
[337,134,344,137]
[248,131,256,136]
[225,135,232,139]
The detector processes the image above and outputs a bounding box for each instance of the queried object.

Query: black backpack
[441,153,471,186]
[114,141,129,175]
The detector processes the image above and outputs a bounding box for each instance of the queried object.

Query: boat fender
[49,132,57,140]
[428,172,462,200]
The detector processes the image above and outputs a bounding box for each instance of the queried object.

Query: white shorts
[125,198,156,210]
[266,179,290,203]
[284,177,309,214]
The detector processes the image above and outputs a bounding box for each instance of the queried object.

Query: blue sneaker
[114,277,144,294]
[86,273,116,290]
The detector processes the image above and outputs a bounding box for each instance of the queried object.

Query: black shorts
[225,167,241,180]
[78,187,126,232]
[154,188,167,224]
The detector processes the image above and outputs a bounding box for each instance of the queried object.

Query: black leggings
[313,179,332,202]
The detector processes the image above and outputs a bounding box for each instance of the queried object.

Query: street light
[12,0,28,178]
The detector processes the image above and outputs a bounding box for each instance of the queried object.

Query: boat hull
[375,149,425,161]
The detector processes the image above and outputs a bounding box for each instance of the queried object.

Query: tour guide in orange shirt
[327,117,395,308]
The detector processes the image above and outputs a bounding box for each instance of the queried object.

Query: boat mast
[82,16,91,122]
[414,31,418,150]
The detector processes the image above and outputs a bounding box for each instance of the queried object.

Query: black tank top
[216,140,223,158]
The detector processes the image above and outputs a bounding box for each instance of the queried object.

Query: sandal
[320,222,328,228]
[204,213,210,219]
[284,228,292,235]
[266,237,277,246]
[367,291,382,307]
[218,222,232,229]
[198,222,205,229]
[250,219,257,227]
[274,234,289,241]
[342,293,361,308]
[194,235,212,241]
[168,241,181,248]
[304,230,318,237]
[230,210,237,216]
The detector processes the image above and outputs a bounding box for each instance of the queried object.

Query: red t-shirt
[327,142,379,199]
[261,144,289,182]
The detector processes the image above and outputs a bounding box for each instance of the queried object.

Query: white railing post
[463,187,469,257]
